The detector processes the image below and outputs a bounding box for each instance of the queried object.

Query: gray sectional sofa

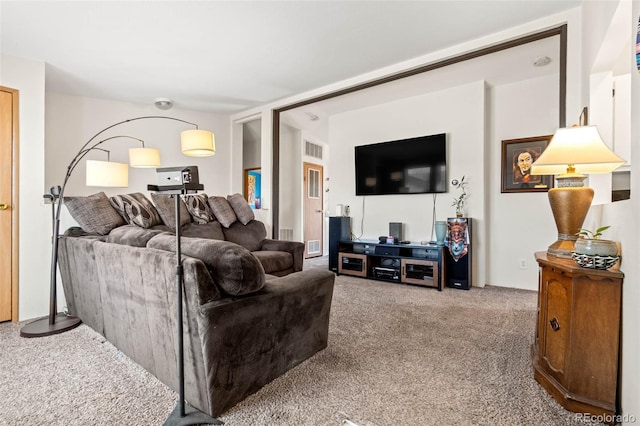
[58,191,336,416]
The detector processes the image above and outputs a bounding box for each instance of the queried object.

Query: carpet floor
[0,257,594,425]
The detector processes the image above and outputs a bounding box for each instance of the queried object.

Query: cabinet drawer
[401,259,438,287]
[338,253,367,277]
[541,270,571,386]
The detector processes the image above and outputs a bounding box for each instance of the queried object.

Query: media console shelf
[337,240,445,290]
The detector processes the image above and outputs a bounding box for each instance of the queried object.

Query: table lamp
[531,125,625,258]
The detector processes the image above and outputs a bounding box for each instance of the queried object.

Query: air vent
[308,240,321,255]
[280,228,293,241]
[305,141,323,159]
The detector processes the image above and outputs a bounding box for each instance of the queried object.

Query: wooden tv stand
[337,240,445,290]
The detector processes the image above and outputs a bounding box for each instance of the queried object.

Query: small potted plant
[573,225,619,269]
[451,176,468,217]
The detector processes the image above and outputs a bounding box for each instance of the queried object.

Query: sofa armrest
[260,238,304,272]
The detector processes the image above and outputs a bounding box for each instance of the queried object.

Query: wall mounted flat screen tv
[355,133,447,196]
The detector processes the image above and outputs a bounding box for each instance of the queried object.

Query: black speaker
[329,217,351,272]
[389,222,403,242]
[445,217,472,290]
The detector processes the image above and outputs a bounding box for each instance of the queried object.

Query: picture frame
[243,167,262,209]
[501,135,554,193]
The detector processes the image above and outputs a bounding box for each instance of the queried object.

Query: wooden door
[303,162,323,258]
[0,87,19,322]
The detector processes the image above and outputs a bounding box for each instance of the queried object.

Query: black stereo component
[445,217,472,290]
[375,245,400,256]
[389,222,403,242]
[329,217,351,272]
[372,266,399,281]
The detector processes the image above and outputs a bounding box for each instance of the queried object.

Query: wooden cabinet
[532,252,623,418]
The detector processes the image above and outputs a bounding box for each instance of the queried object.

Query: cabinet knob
[549,317,560,331]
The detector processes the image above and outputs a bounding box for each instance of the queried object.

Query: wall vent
[305,141,323,159]
[307,240,321,255]
[280,228,294,241]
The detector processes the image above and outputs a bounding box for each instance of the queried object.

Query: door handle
[549,317,560,331]
[0,203,8,210]
[316,209,323,213]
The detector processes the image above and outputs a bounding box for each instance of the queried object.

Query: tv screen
[355,133,447,195]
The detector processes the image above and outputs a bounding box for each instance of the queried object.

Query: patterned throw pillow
[227,193,255,225]
[64,192,125,235]
[150,193,192,231]
[182,193,214,224]
[208,196,238,228]
[109,193,162,229]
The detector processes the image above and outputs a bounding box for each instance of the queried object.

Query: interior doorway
[303,162,323,258]
[0,86,19,322]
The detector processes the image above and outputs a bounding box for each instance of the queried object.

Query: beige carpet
[0,257,593,425]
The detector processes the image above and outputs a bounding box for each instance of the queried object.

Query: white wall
[242,119,261,169]
[279,123,302,241]
[488,75,559,290]
[0,55,51,321]
[329,80,486,286]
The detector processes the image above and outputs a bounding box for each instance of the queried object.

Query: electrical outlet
[519,258,527,269]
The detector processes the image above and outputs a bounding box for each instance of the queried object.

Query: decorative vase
[435,221,447,246]
[573,238,618,257]
[456,211,463,218]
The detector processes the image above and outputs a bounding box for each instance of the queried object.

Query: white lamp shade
[181,129,215,157]
[129,147,161,168]
[531,126,626,175]
[86,160,129,187]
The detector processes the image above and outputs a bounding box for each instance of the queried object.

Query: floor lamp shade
[129,147,160,168]
[85,160,129,187]
[181,129,215,157]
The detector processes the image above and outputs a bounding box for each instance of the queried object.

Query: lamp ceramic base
[547,238,577,259]
[20,314,82,338]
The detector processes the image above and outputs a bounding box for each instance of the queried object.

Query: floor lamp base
[20,313,82,338]
[164,402,223,426]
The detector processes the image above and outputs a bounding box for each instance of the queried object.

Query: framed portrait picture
[501,135,554,193]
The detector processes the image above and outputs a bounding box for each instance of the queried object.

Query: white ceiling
[1,1,579,115]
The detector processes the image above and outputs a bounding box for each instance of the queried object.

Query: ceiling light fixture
[154,97,174,110]
[305,111,319,121]
[533,56,552,67]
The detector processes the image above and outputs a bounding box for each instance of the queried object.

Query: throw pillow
[109,193,162,229]
[208,196,237,228]
[227,193,255,225]
[182,193,214,224]
[147,234,265,296]
[150,193,191,231]
[64,192,125,235]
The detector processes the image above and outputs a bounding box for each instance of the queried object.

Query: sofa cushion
[208,196,237,228]
[64,192,126,235]
[183,194,214,224]
[150,193,191,231]
[227,193,255,225]
[147,234,265,296]
[109,193,162,228]
[106,225,164,247]
[222,220,267,252]
[251,250,293,275]
[181,222,225,240]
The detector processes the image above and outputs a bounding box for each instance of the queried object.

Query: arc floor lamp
[20,115,214,338]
